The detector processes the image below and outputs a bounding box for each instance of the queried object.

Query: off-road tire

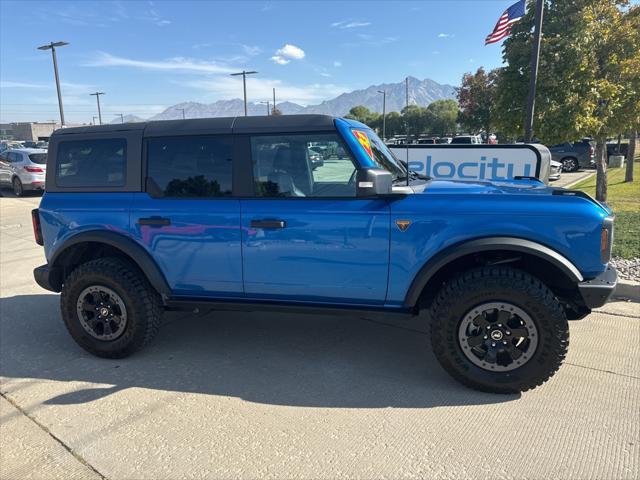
[61,257,163,358]
[12,177,23,197]
[429,266,569,394]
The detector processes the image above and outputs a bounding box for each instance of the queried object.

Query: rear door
[130,134,243,298]
[239,132,390,304]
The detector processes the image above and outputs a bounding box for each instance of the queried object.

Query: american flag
[485,0,526,45]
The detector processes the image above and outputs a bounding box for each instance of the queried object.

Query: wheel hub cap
[458,302,538,372]
[76,285,127,341]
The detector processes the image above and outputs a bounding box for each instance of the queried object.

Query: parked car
[417,137,438,144]
[549,160,562,181]
[451,135,482,144]
[0,148,47,196]
[548,141,595,172]
[438,137,452,144]
[606,142,629,159]
[32,115,616,394]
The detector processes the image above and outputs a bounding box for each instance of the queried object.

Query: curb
[614,280,640,302]
[562,171,595,189]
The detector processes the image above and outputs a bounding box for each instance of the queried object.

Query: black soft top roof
[52,114,338,137]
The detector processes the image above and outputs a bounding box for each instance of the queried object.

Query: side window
[8,152,22,163]
[56,138,126,187]
[251,133,357,198]
[146,135,232,198]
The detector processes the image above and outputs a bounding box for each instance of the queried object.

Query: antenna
[405,77,410,186]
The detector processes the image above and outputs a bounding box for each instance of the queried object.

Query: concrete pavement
[1,192,638,480]
[552,169,595,188]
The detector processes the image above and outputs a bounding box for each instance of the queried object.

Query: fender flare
[403,236,583,308]
[50,230,171,298]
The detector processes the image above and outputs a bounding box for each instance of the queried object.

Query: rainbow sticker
[352,129,374,160]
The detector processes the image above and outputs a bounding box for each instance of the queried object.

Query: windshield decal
[352,129,374,160]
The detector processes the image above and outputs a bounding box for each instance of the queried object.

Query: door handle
[138,217,171,227]
[250,219,286,229]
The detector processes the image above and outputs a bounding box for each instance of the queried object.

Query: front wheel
[61,257,163,358]
[562,157,579,172]
[429,266,569,393]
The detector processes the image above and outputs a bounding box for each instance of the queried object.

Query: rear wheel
[12,177,23,197]
[429,266,569,393]
[61,257,163,358]
[561,157,579,172]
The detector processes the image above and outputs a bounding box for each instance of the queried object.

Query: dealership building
[0,122,70,142]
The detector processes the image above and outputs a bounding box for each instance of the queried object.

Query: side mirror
[356,168,393,197]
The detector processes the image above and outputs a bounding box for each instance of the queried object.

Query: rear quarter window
[56,138,126,187]
[29,153,47,164]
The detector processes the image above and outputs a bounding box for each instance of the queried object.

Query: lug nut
[491,342,496,347]
[506,331,511,335]
[503,341,507,345]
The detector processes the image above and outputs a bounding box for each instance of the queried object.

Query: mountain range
[147,76,456,121]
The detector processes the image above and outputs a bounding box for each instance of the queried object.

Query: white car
[0,148,47,196]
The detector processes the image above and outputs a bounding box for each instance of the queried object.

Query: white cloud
[438,33,453,38]
[270,44,305,65]
[85,52,236,74]
[331,20,371,29]
[1,81,49,89]
[271,56,290,65]
[275,44,305,60]
[241,44,262,56]
[182,76,347,106]
[333,60,342,67]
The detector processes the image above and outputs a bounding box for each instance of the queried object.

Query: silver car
[0,148,47,196]
[549,159,562,181]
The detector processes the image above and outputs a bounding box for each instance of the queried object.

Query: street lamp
[37,41,69,126]
[114,113,124,124]
[90,92,105,125]
[378,89,386,142]
[260,101,270,116]
[230,70,258,116]
[178,108,186,120]
[92,116,98,125]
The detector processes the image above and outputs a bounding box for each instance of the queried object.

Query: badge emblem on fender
[395,220,411,232]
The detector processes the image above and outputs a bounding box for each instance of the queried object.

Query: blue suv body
[32,115,617,393]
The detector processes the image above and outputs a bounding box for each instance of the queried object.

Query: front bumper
[34,264,62,292]
[577,265,617,309]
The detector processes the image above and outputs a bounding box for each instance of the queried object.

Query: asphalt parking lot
[1,191,638,480]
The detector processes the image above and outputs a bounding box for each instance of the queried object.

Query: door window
[56,138,126,187]
[251,134,357,197]
[146,135,233,198]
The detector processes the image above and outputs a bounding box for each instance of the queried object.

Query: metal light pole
[378,89,386,141]
[179,108,185,120]
[92,116,98,125]
[90,92,105,125]
[524,0,544,143]
[230,70,258,116]
[115,113,124,124]
[273,88,276,113]
[37,41,69,126]
[260,101,270,115]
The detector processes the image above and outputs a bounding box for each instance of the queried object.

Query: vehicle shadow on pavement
[0,294,518,408]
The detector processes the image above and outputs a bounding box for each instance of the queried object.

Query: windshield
[29,153,47,164]
[359,129,406,180]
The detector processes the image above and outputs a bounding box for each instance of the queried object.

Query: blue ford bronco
[32,115,617,393]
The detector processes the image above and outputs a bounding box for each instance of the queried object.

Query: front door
[241,133,390,304]
[130,134,243,298]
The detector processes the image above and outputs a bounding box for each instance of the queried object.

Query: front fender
[403,236,583,308]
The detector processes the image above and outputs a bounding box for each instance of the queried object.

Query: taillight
[590,146,595,156]
[24,166,44,173]
[31,209,43,246]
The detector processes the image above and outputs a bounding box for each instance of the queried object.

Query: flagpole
[524,0,544,143]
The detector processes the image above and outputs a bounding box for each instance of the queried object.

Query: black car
[548,141,595,172]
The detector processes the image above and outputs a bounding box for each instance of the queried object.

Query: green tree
[457,67,499,136]
[426,99,459,136]
[345,106,380,127]
[494,0,640,200]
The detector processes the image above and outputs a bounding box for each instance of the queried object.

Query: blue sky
[1,0,522,123]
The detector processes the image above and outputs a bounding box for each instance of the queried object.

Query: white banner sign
[390,145,549,182]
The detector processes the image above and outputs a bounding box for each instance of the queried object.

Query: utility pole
[37,41,69,126]
[260,101,270,115]
[179,108,185,120]
[92,116,98,125]
[524,0,544,143]
[230,70,258,116]
[115,113,124,124]
[90,92,105,125]
[273,88,276,113]
[378,89,386,141]
[405,77,410,186]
